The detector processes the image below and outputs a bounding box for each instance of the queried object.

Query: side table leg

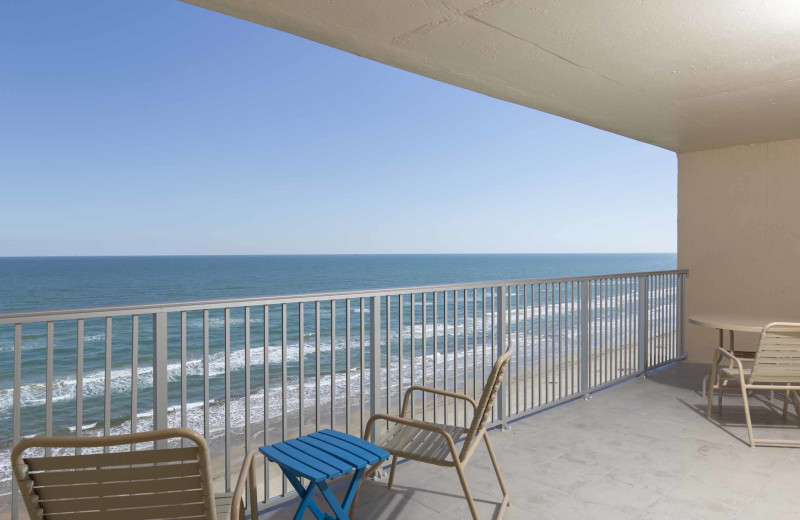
[284,471,326,520]
[319,480,350,520]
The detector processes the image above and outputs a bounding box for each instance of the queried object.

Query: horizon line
[0,252,678,259]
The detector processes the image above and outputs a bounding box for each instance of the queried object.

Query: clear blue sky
[0,1,676,256]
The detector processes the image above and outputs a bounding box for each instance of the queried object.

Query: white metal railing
[0,269,687,518]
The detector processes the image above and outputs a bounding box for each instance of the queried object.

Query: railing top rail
[0,269,688,324]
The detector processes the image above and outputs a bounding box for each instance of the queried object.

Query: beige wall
[678,137,800,362]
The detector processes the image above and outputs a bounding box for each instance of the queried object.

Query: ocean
[0,253,676,496]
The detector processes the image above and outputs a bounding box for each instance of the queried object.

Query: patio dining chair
[11,428,259,520]
[363,347,513,520]
[707,322,800,447]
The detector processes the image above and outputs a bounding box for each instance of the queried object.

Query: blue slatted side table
[260,429,390,520]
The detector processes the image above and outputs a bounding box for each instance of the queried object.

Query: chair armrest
[715,347,748,383]
[364,414,460,458]
[400,385,477,417]
[229,450,259,520]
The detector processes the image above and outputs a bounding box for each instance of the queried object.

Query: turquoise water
[0,254,675,492]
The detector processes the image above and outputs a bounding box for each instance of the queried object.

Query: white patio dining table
[690,313,800,394]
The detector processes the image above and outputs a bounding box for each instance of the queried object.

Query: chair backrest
[749,322,800,384]
[11,428,217,520]
[461,346,514,457]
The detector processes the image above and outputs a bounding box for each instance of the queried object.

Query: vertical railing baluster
[131,316,138,449]
[571,282,576,394]
[622,278,627,375]
[180,312,187,441]
[657,275,662,366]
[345,299,351,435]
[180,311,188,436]
[358,298,367,436]
[369,296,380,441]
[422,293,428,422]
[360,297,366,434]
[659,275,669,363]
[224,308,231,492]
[604,279,609,384]
[659,275,663,365]
[244,306,251,509]
[299,302,305,436]
[545,283,551,403]
[608,280,613,381]
[281,304,287,496]
[410,294,416,419]
[453,290,458,425]
[10,324,21,520]
[507,286,512,412]
[104,317,112,451]
[263,305,270,501]
[463,289,468,421]
[537,284,542,407]
[315,302,321,432]
[523,285,528,411]
[679,273,687,356]
[481,288,486,392]
[629,277,633,373]
[472,288,477,406]
[667,274,673,359]
[514,285,519,415]
[45,322,53,455]
[664,274,668,363]
[398,295,403,419]
[77,319,85,451]
[386,295,391,419]
[579,281,590,398]
[495,286,507,427]
[556,283,562,400]
[433,292,438,424]
[672,274,677,359]
[613,278,618,380]
[443,291,449,424]
[638,275,649,374]
[203,310,209,439]
[152,313,168,448]
[330,300,335,430]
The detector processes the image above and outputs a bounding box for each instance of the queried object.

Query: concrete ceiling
[180,0,800,152]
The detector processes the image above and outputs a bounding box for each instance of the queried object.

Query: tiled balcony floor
[258,362,800,519]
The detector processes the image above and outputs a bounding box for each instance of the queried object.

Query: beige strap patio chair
[707,322,800,447]
[11,428,259,520]
[364,347,513,520]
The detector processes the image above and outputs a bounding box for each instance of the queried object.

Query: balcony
[0,270,691,519]
[2,268,799,519]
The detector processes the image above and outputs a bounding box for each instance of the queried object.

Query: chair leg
[707,356,719,418]
[483,433,510,509]
[741,384,756,448]
[387,456,398,489]
[718,379,727,415]
[454,460,479,520]
[784,390,790,422]
[349,461,383,518]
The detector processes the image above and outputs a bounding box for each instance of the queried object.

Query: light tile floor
[258,362,800,519]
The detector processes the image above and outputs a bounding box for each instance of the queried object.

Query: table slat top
[259,429,389,482]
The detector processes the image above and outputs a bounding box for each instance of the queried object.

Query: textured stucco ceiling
[179,0,800,152]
